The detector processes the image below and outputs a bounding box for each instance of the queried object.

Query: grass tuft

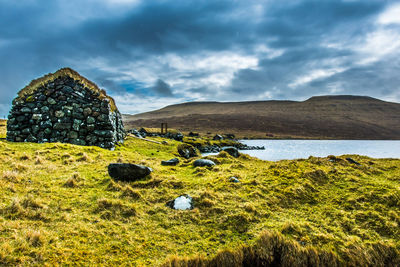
[25,230,45,247]
[120,186,142,199]
[2,170,21,183]
[96,198,137,219]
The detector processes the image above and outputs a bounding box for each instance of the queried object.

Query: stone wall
[7,75,125,149]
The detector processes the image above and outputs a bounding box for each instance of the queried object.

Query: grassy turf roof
[16,67,118,112]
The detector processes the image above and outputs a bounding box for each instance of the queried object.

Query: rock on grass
[161,158,180,166]
[108,163,152,181]
[222,146,240,158]
[167,195,193,210]
[193,159,216,167]
[177,143,198,159]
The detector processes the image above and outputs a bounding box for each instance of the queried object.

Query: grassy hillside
[123,95,400,139]
[0,122,399,265]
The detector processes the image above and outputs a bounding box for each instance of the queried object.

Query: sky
[1,0,400,117]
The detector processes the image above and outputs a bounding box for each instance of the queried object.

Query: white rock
[173,195,192,210]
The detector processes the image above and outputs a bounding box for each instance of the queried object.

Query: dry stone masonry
[7,68,125,149]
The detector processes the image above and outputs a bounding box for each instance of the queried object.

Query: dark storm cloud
[152,79,173,96]
[0,0,399,116]
[259,0,384,44]
[308,57,400,99]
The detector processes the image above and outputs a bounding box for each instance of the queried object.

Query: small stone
[32,125,40,134]
[83,107,92,116]
[21,107,32,113]
[45,89,54,96]
[22,128,31,135]
[87,116,95,124]
[98,114,109,122]
[62,86,73,94]
[40,120,52,129]
[55,110,65,118]
[87,124,95,132]
[94,130,114,138]
[32,114,42,120]
[108,163,152,181]
[8,118,16,125]
[69,131,78,139]
[72,112,84,120]
[16,116,26,122]
[229,177,240,183]
[166,195,193,210]
[213,134,223,140]
[40,106,50,113]
[161,158,180,166]
[53,123,71,130]
[193,159,216,167]
[72,119,81,131]
[63,106,73,111]
[26,135,37,142]
[47,98,57,105]
[44,128,52,135]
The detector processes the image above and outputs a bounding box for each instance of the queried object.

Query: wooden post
[161,123,168,134]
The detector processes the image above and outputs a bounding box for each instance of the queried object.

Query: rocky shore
[127,128,265,153]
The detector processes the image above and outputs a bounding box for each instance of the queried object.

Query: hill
[123,95,400,139]
[0,123,399,265]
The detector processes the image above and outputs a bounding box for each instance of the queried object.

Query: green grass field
[0,121,399,266]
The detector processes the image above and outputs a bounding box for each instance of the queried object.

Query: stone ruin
[6,68,125,149]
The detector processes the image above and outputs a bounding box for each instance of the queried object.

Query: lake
[237,140,400,161]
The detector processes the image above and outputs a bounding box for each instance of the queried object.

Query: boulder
[193,159,216,167]
[188,132,199,137]
[108,163,152,181]
[213,134,223,140]
[224,133,235,139]
[166,132,184,141]
[177,143,198,159]
[139,128,148,134]
[166,194,193,210]
[222,146,240,158]
[346,157,361,166]
[174,132,184,141]
[161,158,180,166]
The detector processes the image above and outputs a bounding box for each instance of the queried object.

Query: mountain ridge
[123,95,400,139]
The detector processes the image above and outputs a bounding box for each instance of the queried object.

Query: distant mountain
[123,95,400,139]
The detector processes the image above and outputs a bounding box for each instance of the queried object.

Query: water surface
[238,140,400,161]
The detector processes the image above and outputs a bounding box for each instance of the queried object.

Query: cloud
[0,0,399,117]
[152,79,173,96]
[378,3,400,25]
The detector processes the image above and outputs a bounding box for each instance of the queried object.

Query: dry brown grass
[25,230,46,247]
[163,230,399,266]
[2,170,21,183]
[120,186,142,199]
[96,198,137,219]
[63,173,82,188]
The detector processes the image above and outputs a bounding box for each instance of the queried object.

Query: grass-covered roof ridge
[16,67,118,112]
